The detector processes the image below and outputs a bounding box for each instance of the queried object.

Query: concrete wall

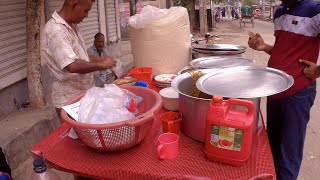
[0,80,30,120]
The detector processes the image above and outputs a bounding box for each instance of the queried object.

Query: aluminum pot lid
[192,44,247,55]
[193,44,247,51]
[192,48,245,55]
[196,66,294,98]
[190,57,254,69]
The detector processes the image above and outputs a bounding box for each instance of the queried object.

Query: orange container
[160,111,182,135]
[130,67,153,88]
[204,96,255,166]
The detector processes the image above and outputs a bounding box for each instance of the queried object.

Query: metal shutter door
[78,2,99,47]
[0,0,27,90]
[106,0,118,43]
[45,0,100,48]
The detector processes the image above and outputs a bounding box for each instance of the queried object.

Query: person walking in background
[216,7,221,20]
[42,0,116,113]
[231,7,235,20]
[87,33,122,87]
[226,7,231,20]
[248,0,319,179]
[221,7,226,20]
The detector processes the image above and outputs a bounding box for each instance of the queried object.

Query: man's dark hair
[94,32,104,40]
[63,0,95,8]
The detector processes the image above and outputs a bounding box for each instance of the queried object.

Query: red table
[31,108,275,180]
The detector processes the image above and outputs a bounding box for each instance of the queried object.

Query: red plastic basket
[60,86,162,151]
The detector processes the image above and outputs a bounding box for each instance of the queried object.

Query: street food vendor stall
[31,6,295,179]
[31,81,277,179]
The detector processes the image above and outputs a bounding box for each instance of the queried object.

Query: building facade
[0,0,120,119]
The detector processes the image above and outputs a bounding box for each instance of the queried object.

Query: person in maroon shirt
[248,0,319,179]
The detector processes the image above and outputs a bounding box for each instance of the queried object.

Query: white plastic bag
[112,58,124,78]
[78,84,143,124]
[128,5,168,29]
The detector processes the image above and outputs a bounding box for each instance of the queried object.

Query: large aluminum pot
[171,69,261,142]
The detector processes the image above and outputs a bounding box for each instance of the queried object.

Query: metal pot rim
[171,69,215,101]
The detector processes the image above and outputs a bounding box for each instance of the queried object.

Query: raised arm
[248,32,273,55]
[65,58,116,74]
[47,32,116,74]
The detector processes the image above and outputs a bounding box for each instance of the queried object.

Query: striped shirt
[268,0,320,98]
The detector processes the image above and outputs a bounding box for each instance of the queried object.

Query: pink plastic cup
[157,133,179,160]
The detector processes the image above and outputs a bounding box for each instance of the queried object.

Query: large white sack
[128,6,191,76]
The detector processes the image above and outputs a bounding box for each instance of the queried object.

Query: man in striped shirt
[248,0,319,179]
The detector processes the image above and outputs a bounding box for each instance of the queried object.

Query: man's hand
[248,31,273,55]
[299,59,320,80]
[99,56,117,69]
[248,32,266,51]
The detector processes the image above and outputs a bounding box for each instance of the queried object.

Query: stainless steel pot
[171,69,261,142]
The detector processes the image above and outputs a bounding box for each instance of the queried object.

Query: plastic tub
[130,67,153,88]
[159,87,179,111]
[60,86,162,151]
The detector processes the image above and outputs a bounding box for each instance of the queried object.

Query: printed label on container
[210,124,243,151]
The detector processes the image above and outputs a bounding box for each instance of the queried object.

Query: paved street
[221,19,320,180]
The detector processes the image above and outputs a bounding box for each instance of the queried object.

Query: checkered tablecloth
[31,107,275,180]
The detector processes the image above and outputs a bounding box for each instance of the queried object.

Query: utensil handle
[157,144,165,159]
[226,98,255,117]
[168,121,174,133]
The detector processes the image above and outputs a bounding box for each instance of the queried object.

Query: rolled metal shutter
[0,0,27,90]
[78,2,99,47]
[106,0,118,43]
[45,0,100,48]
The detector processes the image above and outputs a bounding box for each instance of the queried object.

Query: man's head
[61,0,95,24]
[94,33,105,51]
[281,0,298,7]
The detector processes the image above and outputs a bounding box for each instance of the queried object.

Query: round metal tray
[192,44,246,55]
[190,56,254,69]
[196,66,294,98]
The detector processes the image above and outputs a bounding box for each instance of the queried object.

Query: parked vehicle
[253,9,262,19]
[241,5,253,17]
[240,5,254,27]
